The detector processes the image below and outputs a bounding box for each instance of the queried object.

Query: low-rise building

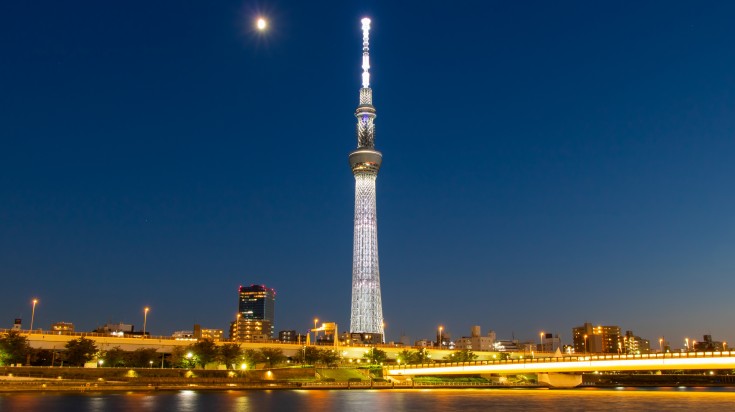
[51,322,74,334]
[623,330,651,354]
[194,324,223,341]
[455,326,496,351]
[279,330,306,343]
[539,333,562,352]
[94,322,134,336]
[172,331,195,340]
[693,335,725,352]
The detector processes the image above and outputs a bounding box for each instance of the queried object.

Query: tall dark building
[234,284,275,341]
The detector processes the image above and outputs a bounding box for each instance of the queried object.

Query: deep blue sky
[2,1,735,348]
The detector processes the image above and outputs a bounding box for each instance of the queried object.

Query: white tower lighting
[349,17,384,342]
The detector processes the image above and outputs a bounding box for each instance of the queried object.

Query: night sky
[2,1,735,348]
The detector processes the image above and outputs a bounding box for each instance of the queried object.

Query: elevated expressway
[387,351,735,387]
[11,330,457,360]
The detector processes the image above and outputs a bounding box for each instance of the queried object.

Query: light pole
[539,331,544,352]
[659,338,663,353]
[143,307,150,337]
[313,318,319,345]
[685,338,689,352]
[583,334,588,354]
[30,299,38,332]
[438,326,443,349]
[724,341,728,352]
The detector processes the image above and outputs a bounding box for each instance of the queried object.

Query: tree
[128,348,159,368]
[0,331,30,365]
[363,348,387,365]
[171,346,196,369]
[444,349,478,363]
[319,349,341,367]
[102,346,127,367]
[218,344,242,369]
[397,349,418,365]
[418,348,432,363]
[64,337,98,366]
[259,348,286,368]
[190,339,218,368]
[297,346,321,365]
[241,348,263,369]
[29,348,55,366]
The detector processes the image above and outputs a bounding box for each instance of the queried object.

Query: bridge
[386,351,735,387]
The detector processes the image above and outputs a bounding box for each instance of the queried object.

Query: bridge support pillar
[537,372,583,388]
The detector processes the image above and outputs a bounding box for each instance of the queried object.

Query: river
[2,388,735,411]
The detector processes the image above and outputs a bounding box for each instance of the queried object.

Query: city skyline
[2,2,735,345]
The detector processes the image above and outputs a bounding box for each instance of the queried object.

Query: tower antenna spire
[361,18,371,88]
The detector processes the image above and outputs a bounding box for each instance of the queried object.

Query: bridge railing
[391,350,735,370]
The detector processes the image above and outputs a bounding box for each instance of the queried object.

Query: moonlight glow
[256,17,267,31]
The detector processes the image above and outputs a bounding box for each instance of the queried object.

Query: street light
[313,318,319,345]
[30,299,38,332]
[685,338,689,352]
[143,307,150,337]
[539,331,544,351]
[438,326,443,349]
[659,338,663,353]
[583,334,588,354]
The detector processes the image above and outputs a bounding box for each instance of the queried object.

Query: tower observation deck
[349,17,384,342]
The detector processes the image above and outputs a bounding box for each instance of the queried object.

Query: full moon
[256,17,267,31]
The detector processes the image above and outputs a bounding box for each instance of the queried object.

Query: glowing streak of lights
[388,356,735,376]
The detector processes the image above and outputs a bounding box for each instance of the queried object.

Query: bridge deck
[388,351,735,375]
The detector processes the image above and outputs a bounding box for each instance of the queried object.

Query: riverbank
[3,366,735,393]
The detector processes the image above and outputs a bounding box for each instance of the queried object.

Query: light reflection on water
[2,388,735,412]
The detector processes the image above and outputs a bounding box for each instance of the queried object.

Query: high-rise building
[235,284,275,341]
[572,322,621,353]
[349,17,384,343]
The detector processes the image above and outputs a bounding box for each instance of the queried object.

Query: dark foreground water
[3,388,735,412]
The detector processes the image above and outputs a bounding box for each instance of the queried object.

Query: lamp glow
[257,18,267,31]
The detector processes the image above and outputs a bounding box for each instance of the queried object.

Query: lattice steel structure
[349,18,384,341]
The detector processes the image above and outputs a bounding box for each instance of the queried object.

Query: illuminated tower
[349,18,384,341]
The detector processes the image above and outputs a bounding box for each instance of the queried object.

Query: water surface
[2,388,735,411]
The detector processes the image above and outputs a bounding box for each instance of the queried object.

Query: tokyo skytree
[349,17,384,341]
